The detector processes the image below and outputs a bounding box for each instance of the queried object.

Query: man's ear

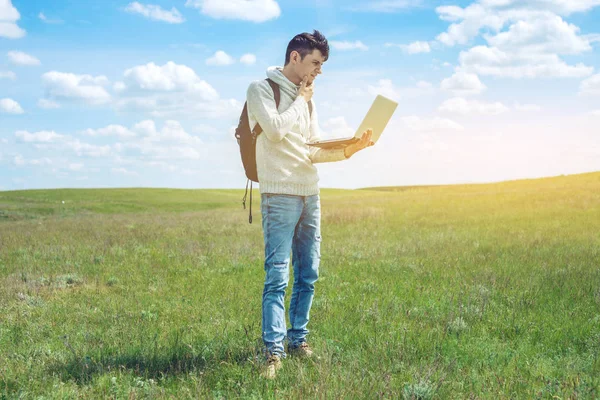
[291,50,300,64]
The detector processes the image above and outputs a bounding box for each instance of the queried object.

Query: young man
[246,30,373,378]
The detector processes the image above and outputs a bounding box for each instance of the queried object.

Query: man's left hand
[344,128,374,158]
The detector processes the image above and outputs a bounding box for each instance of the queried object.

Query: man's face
[292,49,325,86]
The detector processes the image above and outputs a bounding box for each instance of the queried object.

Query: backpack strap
[252,79,280,136]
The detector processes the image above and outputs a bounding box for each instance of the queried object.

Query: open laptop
[307,94,398,149]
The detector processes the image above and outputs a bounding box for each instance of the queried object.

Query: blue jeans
[260,193,321,358]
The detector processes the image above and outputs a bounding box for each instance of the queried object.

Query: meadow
[1,172,599,399]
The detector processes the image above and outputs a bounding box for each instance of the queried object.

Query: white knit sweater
[246,66,347,196]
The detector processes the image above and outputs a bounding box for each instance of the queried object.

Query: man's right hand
[298,75,313,102]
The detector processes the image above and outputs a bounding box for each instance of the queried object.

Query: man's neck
[281,67,301,86]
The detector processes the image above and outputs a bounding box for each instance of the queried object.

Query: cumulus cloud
[441,71,486,95]
[69,163,84,171]
[486,14,592,55]
[347,0,424,12]
[42,71,111,105]
[0,0,26,39]
[8,50,41,66]
[82,124,137,138]
[119,61,218,98]
[367,79,435,101]
[38,99,61,109]
[367,79,402,101]
[185,0,281,23]
[438,97,509,115]
[435,1,597,78]
[0,70,16,79]
[478,0,600,16]
[240,53,256,65]
[580,74,600,95]
[113,61,238,118]
[322,116,355,138]
[330,41,369,51]
[13,155,52,166]
[459,46,593,78]
[206,50,236,66]
[65,140,112,157]
[111,167,138,176]
[124,2,184,23]
[15,130,63,142]
[0,98,24,114]
[116,120,205,161]
[386,41,431,54]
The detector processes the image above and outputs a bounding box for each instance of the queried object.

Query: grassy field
[1,172,599,399]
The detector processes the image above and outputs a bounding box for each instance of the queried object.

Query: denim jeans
[260,193,321,358]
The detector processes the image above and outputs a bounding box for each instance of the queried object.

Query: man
[246,30,373,378]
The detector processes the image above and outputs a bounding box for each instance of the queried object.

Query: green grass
[1,172,600,398]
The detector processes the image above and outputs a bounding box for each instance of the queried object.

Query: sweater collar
[266,66,300,98]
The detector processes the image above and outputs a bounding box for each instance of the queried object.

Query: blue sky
[1,0,599,191]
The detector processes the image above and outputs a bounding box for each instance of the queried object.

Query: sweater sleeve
[307,102,349,164]
[246,81,307,143]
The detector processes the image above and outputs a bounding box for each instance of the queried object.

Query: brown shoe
[261,354,282,379]
[288,342,313,358]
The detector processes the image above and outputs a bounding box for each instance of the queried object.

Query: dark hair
[284,30,329,65]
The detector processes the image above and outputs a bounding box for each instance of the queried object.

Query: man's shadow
[47,327,262,384]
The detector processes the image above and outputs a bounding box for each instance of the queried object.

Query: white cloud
[125,2,184,24]
[347,0,424,12]
[330,41,369,51]
[114,62,228,118]
[0,0,25,39]
[0,98,23,114]
[69,163,84,171]
[185,0,281,23]
[486,14,592,55]
[441,71,486,95]
[514,102,541,111]
[8,50,40,66]
[15,130,63,142]
[478,0,600,16]
[367,79,401,101]
[38,12,63,24]
[386,41,431,54]
[38,99,61,109]
[580,74,600,95]
[435,2,597,79]
[82,124,137,138]
[438,97,509,115]
[206,50,236,66]
[13,155,53,167]
[134,120,203,146]
[120,62,218,97]
[322,116,355,138]
[459,45,593,78]
[105,120,206,161]
[401,116,464,131]
[42,71,111,105]
[240,53,256,65]
[367,79,434,101]
[65,140,112,157]
[0,70,15,79]
[112,167,138,176]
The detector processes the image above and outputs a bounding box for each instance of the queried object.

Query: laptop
[307,94,398,149]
